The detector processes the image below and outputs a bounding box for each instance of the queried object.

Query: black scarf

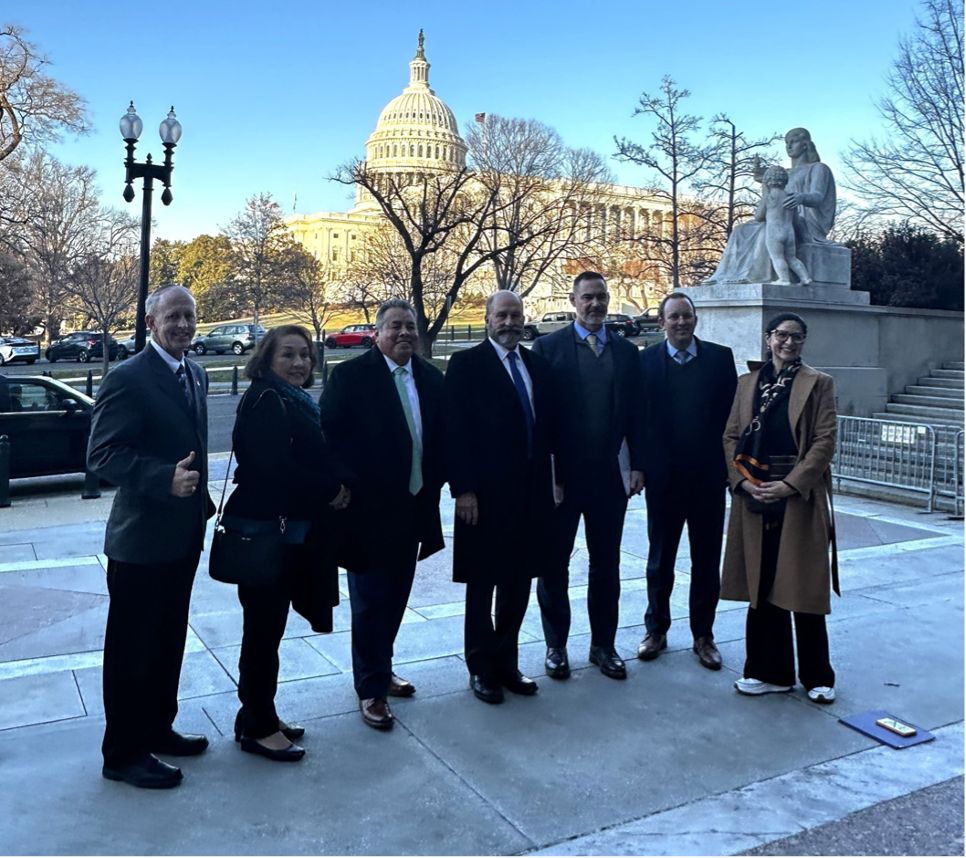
[260,371,321,425]
[733,358,801,485]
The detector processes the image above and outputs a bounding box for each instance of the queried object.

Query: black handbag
[744,454,797,515]
[208,392,288,586]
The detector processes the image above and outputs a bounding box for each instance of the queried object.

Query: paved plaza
[0,458,962,855]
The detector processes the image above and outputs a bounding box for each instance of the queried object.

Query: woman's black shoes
[234,710,305,742]
[239,736,305,762]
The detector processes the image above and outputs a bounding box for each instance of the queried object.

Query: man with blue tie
[445,291,558,704]
[320,299,446,729]
[637,292,737,670]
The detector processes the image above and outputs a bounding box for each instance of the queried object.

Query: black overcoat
[445,340,556,585]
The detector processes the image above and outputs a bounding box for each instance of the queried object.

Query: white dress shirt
[383,353,424,446]
[151,338,184,373]
[488,338,535,414]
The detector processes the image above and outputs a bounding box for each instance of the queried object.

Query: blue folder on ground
[839,709,935,749]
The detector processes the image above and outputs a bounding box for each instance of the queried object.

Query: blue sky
[9,0,922,242]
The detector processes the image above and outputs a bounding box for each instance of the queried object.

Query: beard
[491,326,522,348]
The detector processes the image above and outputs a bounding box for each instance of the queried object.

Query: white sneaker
[734,677,793,696]
[807,686,836,703]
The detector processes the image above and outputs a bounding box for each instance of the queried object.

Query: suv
[192,324,265,356]
[522,311,575,341]
[324,324,377,350]
[45,332,118,363]
[116,331,150,359]
[0,337,40,366]
[604,314,641,338]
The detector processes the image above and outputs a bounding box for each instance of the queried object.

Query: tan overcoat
[721,363,840,615]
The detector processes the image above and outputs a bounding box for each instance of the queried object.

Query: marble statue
[703,128,838,285]
[756,165,811,285]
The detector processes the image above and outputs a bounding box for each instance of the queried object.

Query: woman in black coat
[223,325,349,762]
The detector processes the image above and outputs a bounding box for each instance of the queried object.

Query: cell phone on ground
[875,717,917,737]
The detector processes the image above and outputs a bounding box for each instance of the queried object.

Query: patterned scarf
[261,370,321,425]
[733,358,801,485]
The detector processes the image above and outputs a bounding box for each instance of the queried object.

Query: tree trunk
[101,324,110,383]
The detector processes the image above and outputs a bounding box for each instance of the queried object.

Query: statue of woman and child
[704,128,839,287]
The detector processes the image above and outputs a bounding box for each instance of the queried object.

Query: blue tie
[507,351,535,457]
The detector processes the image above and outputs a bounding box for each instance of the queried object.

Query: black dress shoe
[102,754,183,789]
[545,647,571,679]
[151,729,209,757]
[469,675,504,704]
[589,645,627,679]
[239,736,305,762]
[499,670,538,696]
[234,710,304,742]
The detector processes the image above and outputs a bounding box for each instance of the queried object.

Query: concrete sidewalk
[0,464,962,855]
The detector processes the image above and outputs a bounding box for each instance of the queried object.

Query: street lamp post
[119,102,182,354]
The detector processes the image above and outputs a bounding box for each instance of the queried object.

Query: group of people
[87,272,839,790]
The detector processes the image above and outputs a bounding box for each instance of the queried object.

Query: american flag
[475,113,486,123]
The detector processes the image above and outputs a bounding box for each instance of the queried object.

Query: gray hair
[145,284,194,317]
[485,290,523,315]
[375,298,416,329]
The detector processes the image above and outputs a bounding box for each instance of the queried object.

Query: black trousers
[236,546,303,739]
[744,517,835,689]
[347,544,417,700]
[101,551,199,767]
[537,469,627,649]
[644,482,725,639]
[464,577,532,681]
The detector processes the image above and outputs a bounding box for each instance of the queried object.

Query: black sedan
[46,332,119,363]
[0,375,95,478]
[604,314,641,337]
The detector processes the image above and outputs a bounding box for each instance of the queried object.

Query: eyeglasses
[768,330,806,344]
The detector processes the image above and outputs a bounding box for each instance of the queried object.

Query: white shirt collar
[151,338,184,373]
[488,338,522,362]
[383,353,413,374]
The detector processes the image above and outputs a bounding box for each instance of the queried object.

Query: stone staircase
[873,362,965,428]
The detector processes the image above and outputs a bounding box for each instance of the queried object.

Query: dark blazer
[319,347,446,573]
[640,336,738,492]
[87,344,215,564]
[531,323,647,486]
[445,340,556,584]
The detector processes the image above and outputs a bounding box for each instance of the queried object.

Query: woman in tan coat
[721,312,839,703]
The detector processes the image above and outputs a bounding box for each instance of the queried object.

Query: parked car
[324,324,377,350]
[45,332,118,363]
[192,324,266,356]
[604,314,641,337]
[0,375,95,478]
[0,337,40,366]
[522,311,575,341]
[634,307,661,331]
[116,331,150,359]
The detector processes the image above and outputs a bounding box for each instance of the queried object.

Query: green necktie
[393,367,423,495]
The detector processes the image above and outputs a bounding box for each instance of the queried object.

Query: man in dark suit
[533,272,646,681]
[445,290,557,704]
[637,292,738,670]
[319,299,446,730]
[87,285,214,789]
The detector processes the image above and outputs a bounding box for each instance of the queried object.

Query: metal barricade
[931,426,965,517]
[832,416,936,511]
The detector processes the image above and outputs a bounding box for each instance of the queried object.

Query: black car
[0,375,95,478]
[604,314,641,337]
[45,331,119,363]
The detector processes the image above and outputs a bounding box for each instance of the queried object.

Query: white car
[0,337,40,366]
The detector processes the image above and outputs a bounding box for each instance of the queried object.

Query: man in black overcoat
[445,290,557,704]
[87,285,214,789]
[532,271,646,681]
[319,299,446,729]
[637,292,738,670]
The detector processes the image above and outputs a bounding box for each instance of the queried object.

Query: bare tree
[278,240,338,341]
[842,0,964,243]
[64,208,140,377]
[0,242,35,334]
[615,76,721,288]
[0,25,88,162]
[465,114,613,298]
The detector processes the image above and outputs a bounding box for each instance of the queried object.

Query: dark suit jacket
[319,347,446,573]
[87,344,214,564]
[640,336,738,493]
[532,323,647,487]
[445,340,556,584]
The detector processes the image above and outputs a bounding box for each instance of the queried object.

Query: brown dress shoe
[637,632,667,661]
[693,636,723,670]
[359,697,394,730]
[387,673,416,697]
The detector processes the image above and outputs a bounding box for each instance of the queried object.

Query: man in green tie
[320,299,446,730]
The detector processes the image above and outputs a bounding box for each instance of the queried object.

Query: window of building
[331,248,339,261]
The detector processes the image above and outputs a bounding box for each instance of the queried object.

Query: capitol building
[284,34,674,315]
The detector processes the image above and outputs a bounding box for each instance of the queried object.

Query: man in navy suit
[319,299,446,730]
[532,272,646,681]
[637,292,737,670]
[88,285,214,789]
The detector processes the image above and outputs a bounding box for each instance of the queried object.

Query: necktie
[393,367,423,495]
[506,351,535,457]
[586,333,600,357]
[176,364,190,398]
[676,350,691,366]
